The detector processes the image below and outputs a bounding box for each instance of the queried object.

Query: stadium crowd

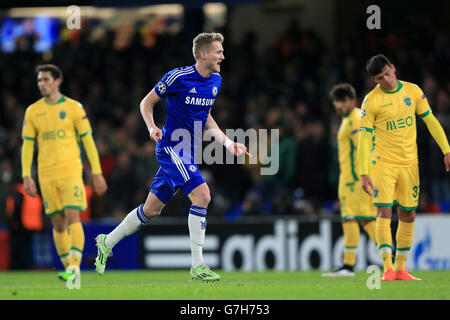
[0,17,449,224]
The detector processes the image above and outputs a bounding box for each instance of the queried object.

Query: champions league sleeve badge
[158,82,167,94]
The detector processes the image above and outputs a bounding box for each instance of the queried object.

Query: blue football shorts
[149,146,205,203]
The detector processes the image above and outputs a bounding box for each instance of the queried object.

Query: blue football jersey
[154,65,222,163]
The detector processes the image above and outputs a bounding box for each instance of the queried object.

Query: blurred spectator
[108,151,139,217]
[0,158,14,224]
[6,183,44,269]
[419,192,442,214]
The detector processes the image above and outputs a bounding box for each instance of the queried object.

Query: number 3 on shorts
[412,186,418,198]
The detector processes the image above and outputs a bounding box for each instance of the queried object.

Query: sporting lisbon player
[358,54,450,281]
[21,64,108,284]
[95,33,250,281]
[322,83,377,277]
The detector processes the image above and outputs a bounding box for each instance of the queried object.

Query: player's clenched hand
[149,126,162,142]
[227,142,253,158]
[93,174,108,196]
[23,176,37,198]
[444,152,450,172]
[361,174,374,196]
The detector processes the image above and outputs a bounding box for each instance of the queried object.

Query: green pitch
[1,270,449,300]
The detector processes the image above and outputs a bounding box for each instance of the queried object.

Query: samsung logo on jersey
[185,96,216,106]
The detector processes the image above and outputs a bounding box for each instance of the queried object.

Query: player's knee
[195,191,211,207]
[53,223,66,233]
[65,209,81,225]
[377,206,392,218]
[51,214,66,232]
[142,204,162,218]
[398,209,415,223]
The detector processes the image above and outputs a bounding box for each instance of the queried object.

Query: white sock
[105,204,149,249]
[188,205,207,268]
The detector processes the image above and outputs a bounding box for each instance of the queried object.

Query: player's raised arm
[204,111,228,144]
[140,88,162,142]
[205,111,252,157]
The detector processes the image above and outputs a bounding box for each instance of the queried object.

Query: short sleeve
[415,86,432,119]
[154,68,189,98]
[360,95,376,133]
[73,102,92,137]
[22,107,36,140]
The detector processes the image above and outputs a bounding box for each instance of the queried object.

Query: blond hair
[192,32,224,60]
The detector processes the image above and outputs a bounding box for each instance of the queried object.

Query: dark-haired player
[21,64,107,285]
[323,83,377,277]
[359,54,450,281]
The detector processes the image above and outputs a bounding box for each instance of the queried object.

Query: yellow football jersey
[338,107,362,185]
[360,80,431,166]
[22,95,92,182]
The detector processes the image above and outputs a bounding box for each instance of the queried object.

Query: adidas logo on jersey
[189,87,197,94]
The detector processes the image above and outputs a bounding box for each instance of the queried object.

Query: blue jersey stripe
[167,69,195,86]
[164,147,190,182]
[165,147,189,181]
[167,67,192,81]
[165,66,193,83]
[166,67,194,85]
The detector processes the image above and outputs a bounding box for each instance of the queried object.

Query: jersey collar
[381,80,403,94]
[193,64,212,79]
[44,95,66,105]
[342,107,356,118]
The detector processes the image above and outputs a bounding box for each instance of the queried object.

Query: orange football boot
[396,268,421,281]
[381,268,397,281]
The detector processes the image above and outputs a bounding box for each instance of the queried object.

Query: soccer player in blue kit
[95,33,250,281]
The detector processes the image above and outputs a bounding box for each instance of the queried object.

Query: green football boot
[57,271,72,281]
[94,234,112,275]
[190,264,221,282]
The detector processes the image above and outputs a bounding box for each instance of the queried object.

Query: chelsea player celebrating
[95,33,249,281]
